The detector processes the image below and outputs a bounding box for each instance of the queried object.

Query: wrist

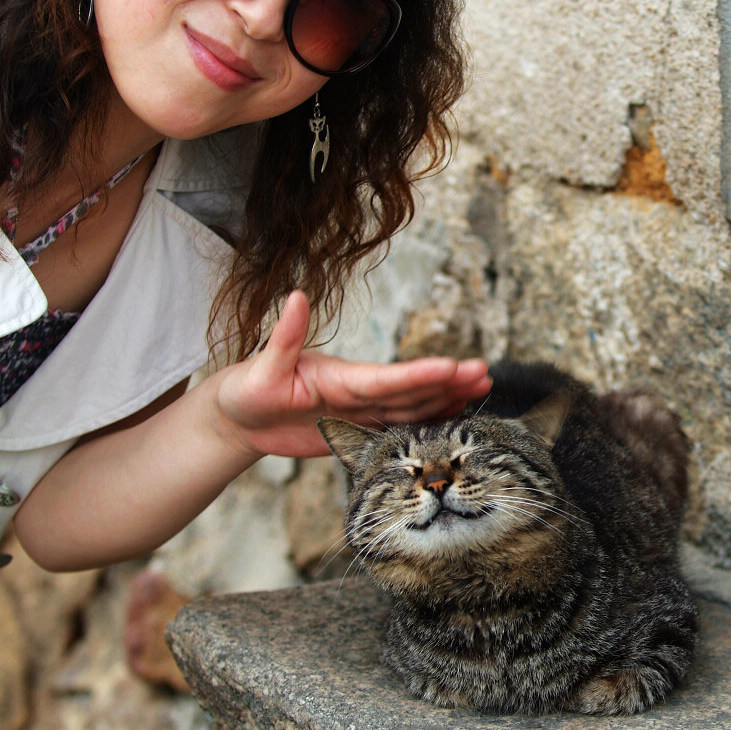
[202,367,266,465]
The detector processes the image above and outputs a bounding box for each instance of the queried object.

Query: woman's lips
[184,27,262,91]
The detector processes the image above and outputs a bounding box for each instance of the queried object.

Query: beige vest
[0,126,257,537]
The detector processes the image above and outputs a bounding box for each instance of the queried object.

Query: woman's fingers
[338,357,460,399]
[259,291,311,380]
[311,354,490,411]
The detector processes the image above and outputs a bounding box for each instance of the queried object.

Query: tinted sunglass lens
[290,0,397,74]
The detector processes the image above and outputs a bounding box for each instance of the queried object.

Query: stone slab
[166,578,730,730]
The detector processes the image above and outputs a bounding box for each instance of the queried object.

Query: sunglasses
[284,0,403,77]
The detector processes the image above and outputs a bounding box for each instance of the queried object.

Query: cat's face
[319,397,573,595]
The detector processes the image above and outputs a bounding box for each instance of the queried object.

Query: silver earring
[78,0,94,28]
[308,93,330,183]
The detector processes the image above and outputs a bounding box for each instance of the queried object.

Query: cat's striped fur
[318,361,697,715]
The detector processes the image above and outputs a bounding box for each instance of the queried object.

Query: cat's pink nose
[424,474,451,495]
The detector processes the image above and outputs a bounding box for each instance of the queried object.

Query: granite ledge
[166,577,730,730]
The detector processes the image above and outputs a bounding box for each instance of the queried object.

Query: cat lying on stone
[318,360,697,715]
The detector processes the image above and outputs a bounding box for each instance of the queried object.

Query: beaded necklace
[2,126,144,264]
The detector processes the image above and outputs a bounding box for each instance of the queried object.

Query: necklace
[1,126,145,266]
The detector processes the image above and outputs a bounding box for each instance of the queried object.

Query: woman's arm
[13,292,491,571]
[13,371,255,571]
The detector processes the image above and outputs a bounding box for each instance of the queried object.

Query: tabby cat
[318,360,698,715]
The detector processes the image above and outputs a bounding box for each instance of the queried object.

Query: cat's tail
[597,390,689,522]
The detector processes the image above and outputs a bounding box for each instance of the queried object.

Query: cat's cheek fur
[369,560,435,597]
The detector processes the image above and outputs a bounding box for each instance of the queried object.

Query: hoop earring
[308,93,330,183]
[78,0,94,28]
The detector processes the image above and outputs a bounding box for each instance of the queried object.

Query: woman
[0,0,490,571]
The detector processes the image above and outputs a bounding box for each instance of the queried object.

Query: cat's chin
[410,506,487,532]
[399,510,499,557]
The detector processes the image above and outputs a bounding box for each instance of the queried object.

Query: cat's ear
[519,392,572,449]
[317,417,383,474]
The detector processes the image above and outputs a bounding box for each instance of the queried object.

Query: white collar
[151,124,262,194]
[0,232,47,338]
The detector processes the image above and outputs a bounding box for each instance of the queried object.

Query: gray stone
[151,470,300,598]
[695,451,731,570]
[167,577,731,730]
[682,541,731,607]
[459,0,724,224]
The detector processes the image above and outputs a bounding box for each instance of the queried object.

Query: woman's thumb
[263,291,311,374]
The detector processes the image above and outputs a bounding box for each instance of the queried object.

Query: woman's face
[95,0,328,140]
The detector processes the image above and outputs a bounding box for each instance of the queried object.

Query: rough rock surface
[167,577,731,730]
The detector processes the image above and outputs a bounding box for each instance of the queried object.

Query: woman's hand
[216,290,492,459]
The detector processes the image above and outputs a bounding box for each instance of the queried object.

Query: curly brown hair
[0,0,109,192]
[1,0,467,361]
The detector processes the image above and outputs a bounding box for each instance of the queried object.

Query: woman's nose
[226,0,289,41]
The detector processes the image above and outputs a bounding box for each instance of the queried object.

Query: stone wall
[1,1,728,727]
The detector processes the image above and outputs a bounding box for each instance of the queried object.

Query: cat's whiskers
[471,391,494,417]
[484,497,565,535]
[353,506,391,527]
[340,523,392,587]
[367,516,413,565]
[502,485,590,520]
[359,513,412,563]
[347,508,403,555]
[349,508,395,542]
[495,489,589,527]
[318,533,348,561]
[318,509,393,580]
[338,513,412,592]
[493,496,570,530]
[481,502,560,541]
[319,507,394,578]
[337,553,367,593]
[316,533,355,577]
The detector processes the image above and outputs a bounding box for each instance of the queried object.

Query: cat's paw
[572,667,669,715]
[403,675,464,708]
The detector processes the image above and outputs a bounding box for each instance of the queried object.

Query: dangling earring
[78,0,94,28]
[308,93,330,183]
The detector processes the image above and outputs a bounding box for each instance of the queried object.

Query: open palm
[216,291,492,459]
